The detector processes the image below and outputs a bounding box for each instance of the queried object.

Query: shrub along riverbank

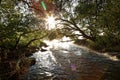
[74,39,120,59]
[0,46,37,80]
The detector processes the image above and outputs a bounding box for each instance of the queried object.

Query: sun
[46,15,56,30]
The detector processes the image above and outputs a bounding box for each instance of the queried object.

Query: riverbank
[0,46,37,80]
[74,39,120,59]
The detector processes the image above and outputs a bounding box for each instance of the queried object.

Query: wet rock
[40,48,48,52]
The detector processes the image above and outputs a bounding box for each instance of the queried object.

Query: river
[27,40,120,80]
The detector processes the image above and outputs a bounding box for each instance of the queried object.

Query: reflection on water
[28,39,120,80]
[44,39,73,50]
[103,53,119,61]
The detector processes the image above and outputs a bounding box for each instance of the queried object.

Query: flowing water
[27,39,120,80]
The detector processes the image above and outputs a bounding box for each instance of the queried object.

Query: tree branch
[60,18,95,41]
[24,34,48,47]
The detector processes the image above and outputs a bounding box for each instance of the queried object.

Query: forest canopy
[0,0,120,55]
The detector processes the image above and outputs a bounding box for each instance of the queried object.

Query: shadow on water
[27,40,120,80]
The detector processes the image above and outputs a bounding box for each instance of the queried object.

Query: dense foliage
[0,0,49,52]
[54,0,120,51]
[0,1,48,79]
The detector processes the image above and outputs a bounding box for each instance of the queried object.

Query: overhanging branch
[60,18,95,41]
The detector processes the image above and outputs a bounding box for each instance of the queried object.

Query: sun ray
[46,15,56,30]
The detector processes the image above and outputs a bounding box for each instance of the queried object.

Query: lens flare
[41,1,46,10]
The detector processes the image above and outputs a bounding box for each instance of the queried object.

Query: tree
[54,0,120,51]
[0,1,50,79]
[54,0,95,41]
[0,0,51,49]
